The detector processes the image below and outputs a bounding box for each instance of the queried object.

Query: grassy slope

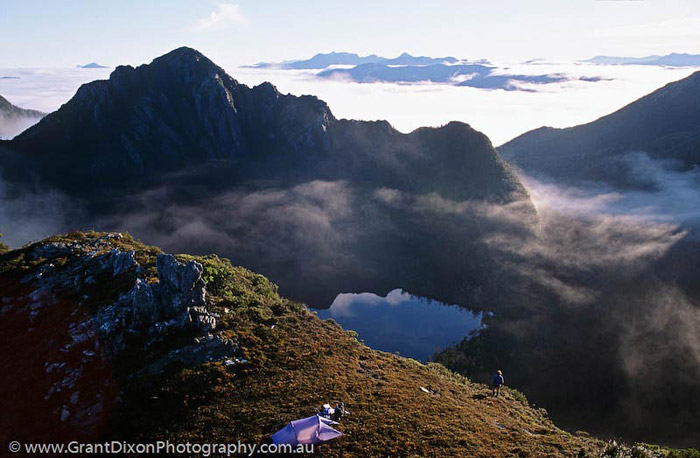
[1,231,604,457]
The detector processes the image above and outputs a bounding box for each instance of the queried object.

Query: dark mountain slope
[500,71,700,188]
[10,48,333,193]
[1,47,528,309]
[0,231,605,457]
[9,47,523,202]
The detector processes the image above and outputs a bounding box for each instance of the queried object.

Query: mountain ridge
[585,53,700,67]
[1,46,528,312]
[499,70,700,188]
[0,230,606,457]
[251,51,460,69]
[8,47,525,202]
[0,94,45,139]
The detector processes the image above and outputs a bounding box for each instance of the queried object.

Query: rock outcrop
[0,232,239,443]
[119,253,216,332]
[19,233,220,350]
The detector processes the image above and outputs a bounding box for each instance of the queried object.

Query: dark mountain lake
[314,289,482,361]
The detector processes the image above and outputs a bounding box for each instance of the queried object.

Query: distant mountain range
[1,47,527,309]
[251,51,464,69]
[0,94,45,139]
[251,51,600,91]
[78,62,108,69]
[585,53,700,67]
[500,70,700,189]
[319,63,600,91]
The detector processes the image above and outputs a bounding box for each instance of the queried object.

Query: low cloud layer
[1,144,699,445]
[523,152,700,226]
[0,114,43,139]
[437,155,700,446]
[1,63,696,145]
[0,177,80,247]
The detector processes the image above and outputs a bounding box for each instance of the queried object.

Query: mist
[437,152,700,447]
[523,152,700,227]
[0,114,43,139]
[232,62,698,145]
[0,122,699,445]
[0,176,80,247]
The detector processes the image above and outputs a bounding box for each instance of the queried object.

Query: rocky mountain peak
[148,46,234,84]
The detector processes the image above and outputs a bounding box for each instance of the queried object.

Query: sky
[1,1,700,144]
[2,0,700,68]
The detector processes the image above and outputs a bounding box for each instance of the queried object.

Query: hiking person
[492,370,504,397]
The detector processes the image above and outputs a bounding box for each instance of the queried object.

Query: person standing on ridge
[492,370,504,397]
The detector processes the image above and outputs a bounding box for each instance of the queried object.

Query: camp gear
[271,415,343,445]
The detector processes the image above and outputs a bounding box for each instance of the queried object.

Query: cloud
[0,176,82,248]
[189,3,248,31]
[522,153,700,226]
[1,143,699,443]
[328,289,411,317]
[595,16,700,40]
[0,114,43,140]
[0,67,112,114]
[1,61,695,146]
[435,168,700,445]
[231,63,697,145]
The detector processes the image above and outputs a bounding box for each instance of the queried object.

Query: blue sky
[2,0,700,68]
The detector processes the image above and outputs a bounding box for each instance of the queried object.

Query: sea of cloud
[1,61,697,144]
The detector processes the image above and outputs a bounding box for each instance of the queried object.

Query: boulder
[155,254,206,313]
[98,249,138,276]
[126,278,158,325]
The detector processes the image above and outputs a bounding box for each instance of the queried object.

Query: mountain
[0,231,609,456]
[319,63,493,83]
[319,63,592,91]
[3,48,700,450]
[586,55,662,65]
[499,71,700,188]
[0,94,45,139]
[586,53,700,67]
[9,47,522,201]
[2,46,528,311]
[0,94,44,119]
[252,51,459,69]
[78,62,109,69]
[382,52,460,66]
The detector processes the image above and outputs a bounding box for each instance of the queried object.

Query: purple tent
[271,415,344,445]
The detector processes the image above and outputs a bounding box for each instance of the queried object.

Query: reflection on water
[314,289,482,361]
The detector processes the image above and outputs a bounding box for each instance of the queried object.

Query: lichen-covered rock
[125,278,157,326]
[114,255,214,332]
[102,249,138,276]
[156,254,206,313]
[30,242,72,260]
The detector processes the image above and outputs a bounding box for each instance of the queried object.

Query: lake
[314,289,482,361]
